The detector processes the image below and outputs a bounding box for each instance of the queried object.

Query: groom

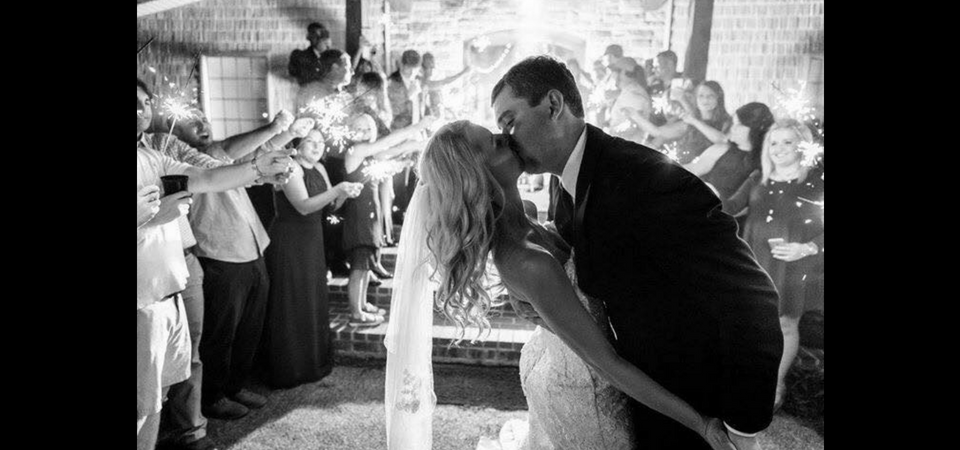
[492,56,783,450]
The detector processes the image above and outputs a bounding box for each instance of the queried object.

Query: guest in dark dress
[722,119,824,411]
[260,130,362,388]
[621,81,732,164]
[684,102,774,201]
[355,72,401,248]
[341,112,434,326]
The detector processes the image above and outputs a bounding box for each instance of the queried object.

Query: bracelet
[251,154,266,178]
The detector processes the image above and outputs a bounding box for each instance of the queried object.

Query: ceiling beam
[137,0,204,18]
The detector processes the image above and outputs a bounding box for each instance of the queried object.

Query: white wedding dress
[384,188,634,450]
[479,252,635,450]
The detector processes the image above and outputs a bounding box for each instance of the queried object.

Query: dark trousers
[197,256,269,405]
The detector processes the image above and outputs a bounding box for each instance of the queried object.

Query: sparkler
[797,141,824,167]
[300,92,361,150]
[362,159,408,183]
[660,142,681,162]
[137,37,154,56]
[156,94,199,154]
[652,95,670,115]
[772,81,817,123]
[797,196,824,209]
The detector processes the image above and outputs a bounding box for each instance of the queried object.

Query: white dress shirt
[559,126,588,201]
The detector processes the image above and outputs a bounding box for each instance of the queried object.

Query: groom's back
[572,125,782,446]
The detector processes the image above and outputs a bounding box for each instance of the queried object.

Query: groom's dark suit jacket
[554,125,783,449]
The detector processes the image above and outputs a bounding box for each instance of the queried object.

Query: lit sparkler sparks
[155,95,200,154]
[472,35,492,53]
[797,141,824,167]
[361,159,407,183]
[660,142,681,162]
[300,92,359,150]
[772,81,817,123]
[797,196,824,209]
[652,95,670,115]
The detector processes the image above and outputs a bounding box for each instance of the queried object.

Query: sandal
[362,302,387,316]
[349,312,385,327]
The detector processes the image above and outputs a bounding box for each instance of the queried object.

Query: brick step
[328,315,533,366]
[326,271,535,366]
[328,277,527,328]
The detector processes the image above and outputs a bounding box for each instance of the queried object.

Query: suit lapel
[572,125,603,286]
[574,125,602,246]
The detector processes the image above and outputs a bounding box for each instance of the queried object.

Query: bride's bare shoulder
[494,238,563,287]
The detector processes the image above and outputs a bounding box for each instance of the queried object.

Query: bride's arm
[501,247,731,449]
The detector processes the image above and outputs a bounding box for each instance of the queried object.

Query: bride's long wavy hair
[418,121,513,343]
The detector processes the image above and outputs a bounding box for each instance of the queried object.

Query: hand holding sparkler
[254,147,297,179]
[271,109,295,133]
[335,181,364,199]
[771,242,818,262]
[289,117,317,138]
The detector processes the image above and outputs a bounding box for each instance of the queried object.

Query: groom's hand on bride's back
[508,297,551,331]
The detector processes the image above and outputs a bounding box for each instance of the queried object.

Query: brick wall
[137,0,347,116]
[371,0,676,78]
[706,0,824,118]
[137,0,824,121]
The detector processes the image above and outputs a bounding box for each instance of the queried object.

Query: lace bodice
[513,252,635,450]
[562,251,615,342]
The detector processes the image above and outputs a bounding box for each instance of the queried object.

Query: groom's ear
[546,90,565,121]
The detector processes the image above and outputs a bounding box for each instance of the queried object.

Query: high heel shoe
[371,264,393,279]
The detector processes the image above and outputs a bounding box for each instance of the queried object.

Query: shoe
[202,397,249,420]
[368,273,382,287]
[371,264,393,279]
[230,389,267,409]
[362,302,387,316]
[349,312,385,327]
[161,437,220,450]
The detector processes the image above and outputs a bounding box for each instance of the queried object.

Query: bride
[384,120,735,450]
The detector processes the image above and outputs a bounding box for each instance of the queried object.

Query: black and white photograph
[137,1,824,448]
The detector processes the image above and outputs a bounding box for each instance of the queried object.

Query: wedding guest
[621,81,732,164]
[601,44,624,69]
[684,102,774,201]
[355,72,399,247]
[387,49,424,131]
[299,49,356,276]
[341,110,433,325]
[420,52,471,117]
[260,129,363,387]
[138,78,292,449]
[297,48,354,113]
[352,34,385,78]
[722,119,824,411]
[606,57,652,145]
[387,49,425,222]
[647,50,684,98]
[289,22,332,86]
[183,115,300,421]
[149,109,299,444]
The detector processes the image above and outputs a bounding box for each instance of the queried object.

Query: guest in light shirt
[137,78,293,450]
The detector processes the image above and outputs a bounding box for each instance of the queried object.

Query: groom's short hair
[492,56,584,119]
